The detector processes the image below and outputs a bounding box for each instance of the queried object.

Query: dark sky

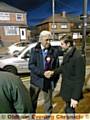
[0,0,47,11]
[0,0,90,26]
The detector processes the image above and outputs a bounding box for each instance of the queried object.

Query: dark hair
[61,35,74,46]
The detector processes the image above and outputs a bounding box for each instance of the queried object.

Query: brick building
[31,12,71,40]
[31,12,90,43]
[0,2,28,46]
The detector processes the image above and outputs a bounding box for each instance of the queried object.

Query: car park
[0,41,63,74]
[8,41,30,55]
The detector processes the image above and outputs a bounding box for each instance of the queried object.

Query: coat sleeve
[52,48,62,76]
[28,48,44,77]
[11,76,33,113]
[51,50,61,88]
[54,66,62,75]
[72,55,85,101]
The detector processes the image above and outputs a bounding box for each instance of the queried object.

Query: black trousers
[65,101,75,120]
[65,102,75,113]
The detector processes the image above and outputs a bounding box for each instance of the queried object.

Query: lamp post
[82,0,88,59]
[52,0,55,41]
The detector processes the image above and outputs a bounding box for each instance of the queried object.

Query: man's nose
[47,39,50,43]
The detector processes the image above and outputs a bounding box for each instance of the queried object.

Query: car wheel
[4,66,17,74]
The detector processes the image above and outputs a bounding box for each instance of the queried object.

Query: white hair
[39,30,51,42]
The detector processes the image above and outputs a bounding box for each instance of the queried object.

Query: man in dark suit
[49,35,85,115]
[0,69,33,113]
[28,30,59,113]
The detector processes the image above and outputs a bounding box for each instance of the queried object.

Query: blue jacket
[28,42,59,91]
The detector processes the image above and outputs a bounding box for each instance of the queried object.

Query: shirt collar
[41,44,44,50]
[41,44,48,53]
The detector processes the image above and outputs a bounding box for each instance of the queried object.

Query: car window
[24,42,29,46]
[23,50,31,58]
[21,43,25,46]
[15,43,19,46]
[19,42,29,47]
[16,43,22,47]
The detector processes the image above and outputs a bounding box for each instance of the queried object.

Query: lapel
[47,47,54,63]
[62,47,76,65]
[34,43,55,69]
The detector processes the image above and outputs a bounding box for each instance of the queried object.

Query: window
[4,26,19,36]
[0,12,10,20]
[61,24,68,29]
[51,24,57,29]
[16,13,24,21]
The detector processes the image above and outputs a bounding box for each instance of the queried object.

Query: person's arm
[54,66,62,75]
[71,55,85,101]
[11,76,33,113]
[44,49,61,79]
[52,48,62,76]
[28,48,44,77]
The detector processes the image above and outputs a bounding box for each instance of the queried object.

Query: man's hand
[70,98,78,108]
[44,71,54,79]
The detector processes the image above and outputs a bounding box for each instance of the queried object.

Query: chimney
[62,11,66,18]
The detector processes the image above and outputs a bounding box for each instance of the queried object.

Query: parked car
[0,41,63,74]
[8,41,30,55]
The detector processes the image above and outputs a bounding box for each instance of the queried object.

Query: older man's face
[41,35,51,48]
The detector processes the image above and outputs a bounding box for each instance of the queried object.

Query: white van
[0,41,63,74]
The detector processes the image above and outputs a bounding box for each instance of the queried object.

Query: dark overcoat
[55,47,85,101]
[61,47,85,101]
[28,42,60,90]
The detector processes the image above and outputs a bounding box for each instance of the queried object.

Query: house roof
[40,13,90,24]
[0,2,25,13]
[37,13,69,25]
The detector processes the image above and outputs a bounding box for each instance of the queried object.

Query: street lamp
[52,0,55,41]
[82,0,88,59]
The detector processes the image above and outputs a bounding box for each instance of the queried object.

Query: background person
[0,69,33,113]
[28,30,60,113]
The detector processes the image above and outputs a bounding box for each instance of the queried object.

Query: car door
[19,50,30,73]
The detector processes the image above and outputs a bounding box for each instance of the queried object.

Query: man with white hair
[28,30,59,113]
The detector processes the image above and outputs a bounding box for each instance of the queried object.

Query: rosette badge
[46,57,51,63]
[45,56,52,71]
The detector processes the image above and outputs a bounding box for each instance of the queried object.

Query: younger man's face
[60,40,70,51]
